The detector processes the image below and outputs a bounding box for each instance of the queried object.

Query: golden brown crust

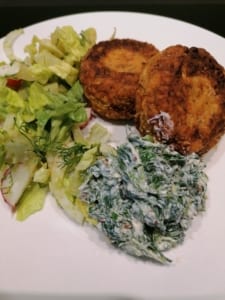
[79,39,159,120]
[136,45,225,155]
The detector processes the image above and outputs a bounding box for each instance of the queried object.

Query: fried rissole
[79,38,159,120]
[136,45,225,155]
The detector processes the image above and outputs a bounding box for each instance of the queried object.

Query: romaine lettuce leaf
[47,123,111,224]
[34,50,78,85]
[16,182,48,221]
[21,26,96,86]
[0,85,24,114]
[50,26,96,64]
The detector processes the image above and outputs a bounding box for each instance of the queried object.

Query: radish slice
[79,107,93,129]
[0,161,38,209]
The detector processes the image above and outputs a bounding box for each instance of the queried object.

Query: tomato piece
[6,78,22,90]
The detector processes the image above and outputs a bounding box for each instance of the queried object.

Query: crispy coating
[79,38,159,120]
[136,45,225,155]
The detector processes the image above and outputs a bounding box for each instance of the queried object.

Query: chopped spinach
[79,133,208,264]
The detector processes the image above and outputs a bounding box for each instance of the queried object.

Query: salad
[0,25,97,220]
[0,26,208,264]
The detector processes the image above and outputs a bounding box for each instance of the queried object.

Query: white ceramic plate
[0,11,225,300]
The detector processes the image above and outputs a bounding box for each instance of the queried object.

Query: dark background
[0,0,225,38]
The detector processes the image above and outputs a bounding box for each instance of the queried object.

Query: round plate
[0,11,225,300]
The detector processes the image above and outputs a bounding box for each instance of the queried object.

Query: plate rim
[0,10,225,299]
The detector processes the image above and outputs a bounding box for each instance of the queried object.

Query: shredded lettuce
[47,147,98,224]
[47,123,111,224]
[20,26,96,86]
[0,25,111,223]
[0,85,24,113]
[33,163,50,184]
[0,24,96,219]
[1,25,96,87]
[50,26,96,65]
[16,183,48,221]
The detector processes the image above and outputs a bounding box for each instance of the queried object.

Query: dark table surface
[0,1,225,39]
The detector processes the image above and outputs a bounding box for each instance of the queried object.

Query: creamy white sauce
[148,111,174,141]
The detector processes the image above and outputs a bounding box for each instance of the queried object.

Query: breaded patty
[136,45,225,155]
[79,38,159,120]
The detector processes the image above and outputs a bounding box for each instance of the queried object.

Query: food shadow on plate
[0,294,142,300]
[1,293,224,300]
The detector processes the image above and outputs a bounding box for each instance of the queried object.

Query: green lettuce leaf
[16,183,48,221]
[47,122,111,224]
[0,85,24,116]
[21,26,96,86]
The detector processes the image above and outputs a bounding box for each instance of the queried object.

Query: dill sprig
[56,143,89,171]
[17,121,51,162]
